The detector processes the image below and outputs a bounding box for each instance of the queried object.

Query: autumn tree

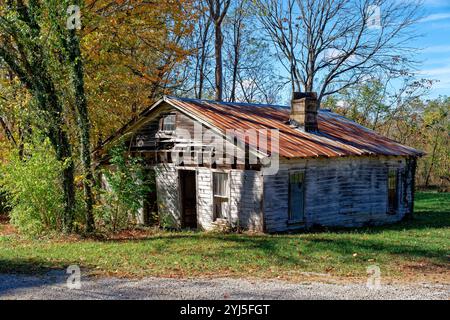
[83,0,196,140]
[59,0,95,231]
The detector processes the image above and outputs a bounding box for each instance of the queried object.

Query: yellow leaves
[74,175,85,185]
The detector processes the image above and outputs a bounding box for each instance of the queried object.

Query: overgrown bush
[0,191,9,214]
[97,142,153,232]
[0,138,67,236]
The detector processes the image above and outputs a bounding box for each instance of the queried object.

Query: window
[213,172,229,220]
[388,169,398,214]
[289,171,305,222]
[161,114,176,132]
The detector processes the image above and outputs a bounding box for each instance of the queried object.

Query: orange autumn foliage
[82,0,197,143]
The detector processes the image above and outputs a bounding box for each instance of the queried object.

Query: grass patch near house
[0,192,448,282]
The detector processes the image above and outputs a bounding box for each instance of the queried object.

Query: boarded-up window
[161,114,176,131]
[213,172,229,220]
[388,169,398,213]
[289,171,305,221]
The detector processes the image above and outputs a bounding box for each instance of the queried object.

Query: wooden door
[289,171,305,221]
[180,170,197,228]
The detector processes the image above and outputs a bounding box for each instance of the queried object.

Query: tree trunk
[230,27,240,102]
[0,117,16,146]
[60,135,76,233]
[67,28,95,233]
[47,125,76,233]
[214,22,224,101]
[198,31,209,100]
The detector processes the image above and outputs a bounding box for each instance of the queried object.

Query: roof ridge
[165,95,339,115]
[164,95,289,110]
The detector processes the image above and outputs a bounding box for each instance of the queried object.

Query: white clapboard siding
[230,170,264,231]
[262,156,415,232]
[155,163,181,227]
[197,167,214,230]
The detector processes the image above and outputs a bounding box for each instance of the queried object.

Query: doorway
[179,170,197,229]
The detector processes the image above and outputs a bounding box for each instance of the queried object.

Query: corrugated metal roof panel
[164,96,423,158]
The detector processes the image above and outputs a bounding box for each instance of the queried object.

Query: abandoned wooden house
[95,93,423,233]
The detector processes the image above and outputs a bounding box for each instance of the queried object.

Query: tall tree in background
[179,0,284,103]
[226,0,245,102]
[256,0,421,106]
[421,98,449,188]
[193,1,213,99]
[222,0,284,104]
[206,0,231,101]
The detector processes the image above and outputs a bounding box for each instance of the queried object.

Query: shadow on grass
[212,233,449,266]
[0,258,66,275]
[310,210,450,235]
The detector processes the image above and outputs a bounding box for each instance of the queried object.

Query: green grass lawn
[0,192,449,281]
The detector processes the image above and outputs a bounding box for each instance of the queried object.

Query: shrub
[97,142,153,232]
[0,138,66,236]
[0,191,9,214]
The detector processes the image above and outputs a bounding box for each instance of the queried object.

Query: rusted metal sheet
[164,96,423,159]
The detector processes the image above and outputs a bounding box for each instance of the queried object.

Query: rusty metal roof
[97,96,423,159]
[164,96,423,158]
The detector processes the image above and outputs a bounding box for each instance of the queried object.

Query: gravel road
[0,272,448,300]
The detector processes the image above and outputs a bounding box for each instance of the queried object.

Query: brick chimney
[290,92,318,132]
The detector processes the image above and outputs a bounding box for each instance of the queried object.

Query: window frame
[212,171,230,221]
[160,113,177,132]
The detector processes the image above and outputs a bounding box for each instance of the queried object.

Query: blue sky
[415,0,450,98]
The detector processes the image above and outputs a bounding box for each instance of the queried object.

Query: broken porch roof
[99,96,424,159]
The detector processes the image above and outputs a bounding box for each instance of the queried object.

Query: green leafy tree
[421,98,450,187]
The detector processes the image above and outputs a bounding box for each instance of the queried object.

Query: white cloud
[421,0,450,7]
[427,21,450,30]
[419,66,450,76]
[420,13,450,23]
[422,56,450,66]
[418,64,450,92]
[423,45,450,53]
[336,100,349,108]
